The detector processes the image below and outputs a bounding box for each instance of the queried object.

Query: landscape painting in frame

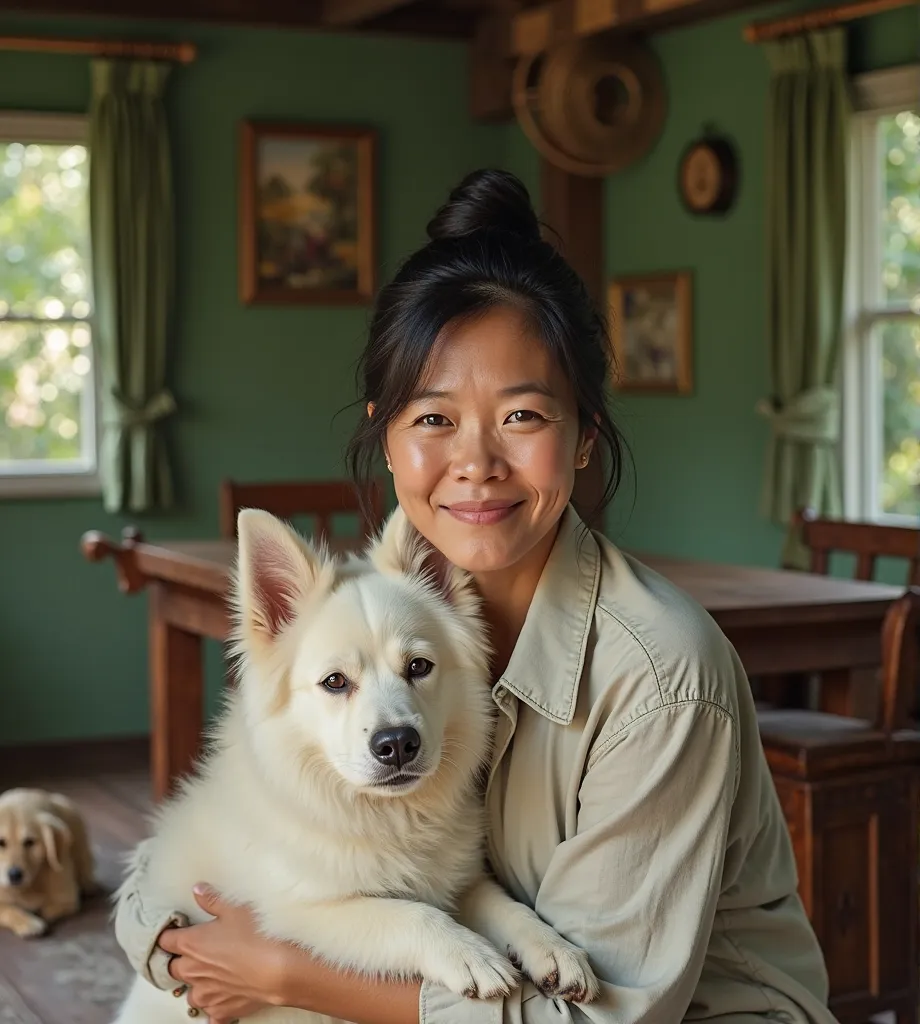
[239,122,376,305]
[608,270,693,394]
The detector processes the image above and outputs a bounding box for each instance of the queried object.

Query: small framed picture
[239,121,377,305]
[608,270,693,394]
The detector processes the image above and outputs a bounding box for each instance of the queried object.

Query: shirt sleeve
[112,837,190,989]
[419,699,738,1024]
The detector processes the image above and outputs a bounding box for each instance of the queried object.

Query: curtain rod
[0,35,196,63]
[744,0,913,43]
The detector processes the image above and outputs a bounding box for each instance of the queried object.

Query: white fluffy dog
[113,508,598,1023]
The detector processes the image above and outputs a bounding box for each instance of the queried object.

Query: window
[0,113,98,498]
[843,66,920,524]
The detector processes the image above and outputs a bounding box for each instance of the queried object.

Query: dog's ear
[36,812,71,873]
[368,507,472,607]
[234,509,329,645]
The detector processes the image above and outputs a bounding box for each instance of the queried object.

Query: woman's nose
[449,430,509,483]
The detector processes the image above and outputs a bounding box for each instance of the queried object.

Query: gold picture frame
[239,121,377,306]
[608,270,693,394]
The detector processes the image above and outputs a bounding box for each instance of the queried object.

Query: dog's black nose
[7,867,23,886]
[370,726,421,768]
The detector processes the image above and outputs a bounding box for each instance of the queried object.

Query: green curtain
[89,59,177,514]
[758,28,851,563]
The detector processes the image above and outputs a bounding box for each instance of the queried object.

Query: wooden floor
[0,739,152,1024]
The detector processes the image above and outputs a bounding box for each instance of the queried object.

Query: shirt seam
[594,600,664,703]
[587,698,737,770]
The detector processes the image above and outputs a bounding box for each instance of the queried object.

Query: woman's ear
[366,401,375,418]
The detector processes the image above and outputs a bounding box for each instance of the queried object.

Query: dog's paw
[507,935,600,1004]
[13,914,47,939]
[429,932,521,1000]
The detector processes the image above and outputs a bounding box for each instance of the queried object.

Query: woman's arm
[112,838,190,990]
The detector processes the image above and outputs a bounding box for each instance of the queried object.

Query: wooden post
[541,159,606,528]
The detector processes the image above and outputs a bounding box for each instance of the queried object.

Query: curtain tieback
[110,389,177,429]
[755,387,840,444]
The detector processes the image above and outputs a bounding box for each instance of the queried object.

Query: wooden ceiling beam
[322,0,417,27]
[511,0,777,55]
[0,0,474,37]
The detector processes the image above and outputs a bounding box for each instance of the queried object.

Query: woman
[117,169,833,1024]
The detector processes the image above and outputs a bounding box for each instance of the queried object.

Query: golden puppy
[0,787,96,937]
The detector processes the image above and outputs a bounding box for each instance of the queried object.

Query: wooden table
[82,528,905,801]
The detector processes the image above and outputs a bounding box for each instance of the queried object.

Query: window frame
[842,64,920,525]
[0,111,101,500]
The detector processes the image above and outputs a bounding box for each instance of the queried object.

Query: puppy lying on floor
[0,787,97,937]
[112,508,599,1023]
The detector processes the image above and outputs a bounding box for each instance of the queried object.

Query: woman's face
[381,305,594,577]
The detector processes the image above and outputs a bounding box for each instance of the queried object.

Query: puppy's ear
[36,812,71,873]
[234,509,329,645]
[368,507,472,607]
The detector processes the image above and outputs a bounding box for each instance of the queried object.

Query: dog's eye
[320,672,349,693]
[22,838,35,849]
[0,838,5,848]
[407,658,433,680]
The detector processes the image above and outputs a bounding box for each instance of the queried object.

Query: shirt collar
[498,504,601,725]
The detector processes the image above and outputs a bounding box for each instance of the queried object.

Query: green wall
[602,4,919,566]
[1,4,917,745]
[0,12,503,745]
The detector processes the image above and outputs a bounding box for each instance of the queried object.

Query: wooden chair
[788,506,920,584]
[758,587,920,1024]
[219,478,386,542]
[788,507,920,717]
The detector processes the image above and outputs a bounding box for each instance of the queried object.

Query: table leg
[149,582,204,802]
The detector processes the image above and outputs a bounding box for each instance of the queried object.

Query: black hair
[346,168,628,524]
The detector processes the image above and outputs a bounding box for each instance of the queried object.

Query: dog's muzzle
[7,867,24,887]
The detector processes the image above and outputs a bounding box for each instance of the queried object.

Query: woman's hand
[157,885,288,1024]
[158,884,422,1024]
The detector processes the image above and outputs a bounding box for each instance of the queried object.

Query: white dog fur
[112,507,598,1024]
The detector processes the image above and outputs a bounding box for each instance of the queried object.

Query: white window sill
[0,467,101,500]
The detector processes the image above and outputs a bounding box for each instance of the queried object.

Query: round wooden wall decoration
[678,133,739,215]
[512,36,667,177]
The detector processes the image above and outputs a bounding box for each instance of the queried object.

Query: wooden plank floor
[0,740,151,1024]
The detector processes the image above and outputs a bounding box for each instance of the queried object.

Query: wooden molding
[0,735,149,781]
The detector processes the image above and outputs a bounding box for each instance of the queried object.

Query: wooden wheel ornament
[511,35,667,177]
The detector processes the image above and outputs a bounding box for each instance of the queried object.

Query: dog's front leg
[0,904,47,938]
[456,876,600,1004]
[260,895,520,1000]
[40,883,80,925]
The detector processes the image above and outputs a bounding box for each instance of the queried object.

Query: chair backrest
[877,587,920,732]
[791,507,920,585]
[219,478,386,542]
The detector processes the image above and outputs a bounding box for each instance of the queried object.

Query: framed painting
[239,121,377,305]
[608,270,693,394]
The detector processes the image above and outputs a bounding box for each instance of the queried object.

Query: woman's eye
[407,657,434,680]
[506,410,542,424]
[417,413,450,427]
[321,673,349,692]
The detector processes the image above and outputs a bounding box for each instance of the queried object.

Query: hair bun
[426,168,541,244]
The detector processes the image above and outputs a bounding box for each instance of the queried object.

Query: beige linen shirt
[115,506,834,1024]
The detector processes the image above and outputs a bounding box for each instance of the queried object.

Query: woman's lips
[443,501,522,526]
